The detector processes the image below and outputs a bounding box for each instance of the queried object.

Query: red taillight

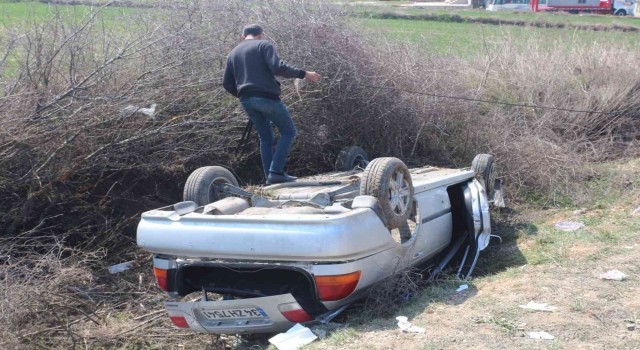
[169,315,189,328]
[278,302,314,323]
[153,267,168,291]
[315,271,361,301]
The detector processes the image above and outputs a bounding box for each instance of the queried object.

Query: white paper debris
[107,261,135,274]
[527,331,554,340]
[632,207,640,216]
[456,284,469,292]
[396,316,426,333]
[269,324,318,350]
[599,269,627,281]
[554,221,585,232]
[519,301,558,312]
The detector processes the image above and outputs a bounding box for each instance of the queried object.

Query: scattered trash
[122,103,157,119]
[396,316,426,333]
[624,320,636,331]
[268,323,318,350]
[527,331,555,340]
[456,284,469,292]
[519,301,558,312]
[554,220,585,232]
[599,269,627,281]
[632,207,640,217]
[107,261,136,274]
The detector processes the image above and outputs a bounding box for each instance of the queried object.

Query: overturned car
[136,149,502,334]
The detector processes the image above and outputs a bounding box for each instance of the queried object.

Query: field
[357,17,640,55]
[1,1,639,349]
[355,6,640,25]
[0,1,137,25]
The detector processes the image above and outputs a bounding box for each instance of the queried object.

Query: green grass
[357,17,640,55]
[349,2,640,27]
[0,1,140,27]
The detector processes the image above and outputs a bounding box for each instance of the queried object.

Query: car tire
[183,166,239,206]
[335,146,369,171]
[360,157,414,229]
[615,9,627,15]
[471,154,496,198]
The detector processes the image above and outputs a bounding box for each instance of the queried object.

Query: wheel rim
[388,169,411,215]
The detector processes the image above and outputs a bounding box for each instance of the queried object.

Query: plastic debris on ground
[396,316,426,333]
[599,269,627,281]
[527,331,554,340]
[107,261,136,274]
[624,320,636,331]
[456,284,469,292]
[554,220,585,232]
[519,301,558,312]
[632,207,640,216]
[268,324,318,350]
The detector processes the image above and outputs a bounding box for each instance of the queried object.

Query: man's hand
[304,71,322,83]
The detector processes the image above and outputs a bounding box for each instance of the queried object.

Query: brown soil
[308,205,640,350]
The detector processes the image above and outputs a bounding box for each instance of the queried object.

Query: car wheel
[360,157,414,229]
[615,9,627,15]
[335,146,369,171]
[471,154,496,198]
[183,166,239,206]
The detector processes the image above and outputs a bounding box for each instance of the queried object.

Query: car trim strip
[421,208,451,224]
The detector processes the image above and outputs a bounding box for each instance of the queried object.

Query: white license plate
[200,307,267,320]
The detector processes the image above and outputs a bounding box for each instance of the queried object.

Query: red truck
[530,0,614,14]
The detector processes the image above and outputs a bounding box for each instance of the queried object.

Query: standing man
[223,24,322,184]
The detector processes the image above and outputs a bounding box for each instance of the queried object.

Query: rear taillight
[278,302,314,323]
[169,315,189,328]
[315,271,361,301]
[153,267,168,291]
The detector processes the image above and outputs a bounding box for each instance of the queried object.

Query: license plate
[200,307,267,320]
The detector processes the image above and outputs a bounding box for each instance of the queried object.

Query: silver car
[136,150,501,334]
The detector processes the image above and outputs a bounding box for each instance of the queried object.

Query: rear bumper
[165,294,299,334]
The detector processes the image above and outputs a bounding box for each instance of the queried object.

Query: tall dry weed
[464,35,640,198]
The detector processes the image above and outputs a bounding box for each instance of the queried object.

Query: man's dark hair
[243,24,263,36]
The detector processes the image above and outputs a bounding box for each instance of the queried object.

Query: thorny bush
[0,0,638,348]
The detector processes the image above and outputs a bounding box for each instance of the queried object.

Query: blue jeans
[240,97,297,178]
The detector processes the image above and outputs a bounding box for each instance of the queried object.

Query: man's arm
[260,42,306,79]
[222,58,238,97]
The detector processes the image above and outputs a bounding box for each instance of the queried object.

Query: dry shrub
[463,36,640,198]
[0,0,473,248]
[0,1,469,347]
[0,237,223,349]
[360,268,426,318]
[1,0,639,347]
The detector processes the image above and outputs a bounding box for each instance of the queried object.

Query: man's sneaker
[266,172,297,185]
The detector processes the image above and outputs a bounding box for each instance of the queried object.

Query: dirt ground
[303,204,640,349]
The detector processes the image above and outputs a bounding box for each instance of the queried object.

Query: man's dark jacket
[223,39,306,101]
